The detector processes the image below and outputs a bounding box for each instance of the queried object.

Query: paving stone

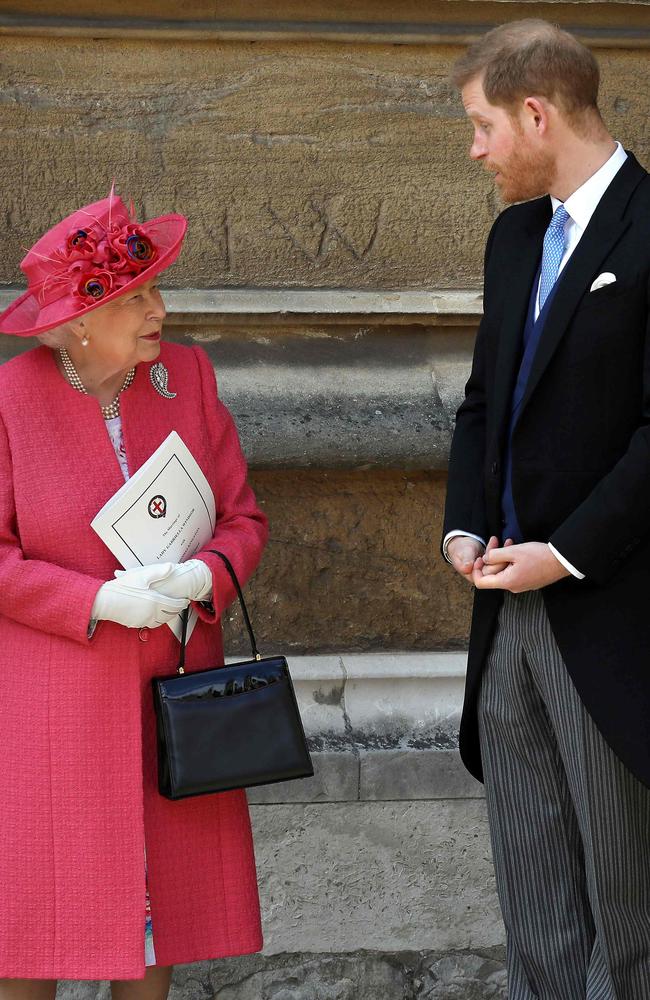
[251,800,501,955]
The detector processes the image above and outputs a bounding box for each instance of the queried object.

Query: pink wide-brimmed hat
[0,190,187,336]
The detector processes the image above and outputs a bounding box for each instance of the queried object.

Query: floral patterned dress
[105,415,156,967]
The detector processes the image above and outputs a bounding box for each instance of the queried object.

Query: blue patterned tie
[539,204,570,310]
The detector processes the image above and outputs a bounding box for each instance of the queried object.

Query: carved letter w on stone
[266,195,384,266]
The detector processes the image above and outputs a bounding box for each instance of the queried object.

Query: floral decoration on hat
[39,210,160,307]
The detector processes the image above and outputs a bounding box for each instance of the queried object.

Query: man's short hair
[451,19,600,122]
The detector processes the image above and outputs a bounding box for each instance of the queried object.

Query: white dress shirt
[444,142,628,579]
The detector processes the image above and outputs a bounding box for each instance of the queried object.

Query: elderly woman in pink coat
[0,194,268,1000]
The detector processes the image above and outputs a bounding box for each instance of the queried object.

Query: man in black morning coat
[442,19,650,999]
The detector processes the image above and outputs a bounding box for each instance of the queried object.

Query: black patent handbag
[152,550,313,800]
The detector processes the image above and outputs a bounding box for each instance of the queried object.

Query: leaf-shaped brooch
[150,361,177,399]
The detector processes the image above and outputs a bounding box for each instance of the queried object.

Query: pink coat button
[138,628,149,642]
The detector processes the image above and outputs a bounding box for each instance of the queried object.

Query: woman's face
[76,278,166,374]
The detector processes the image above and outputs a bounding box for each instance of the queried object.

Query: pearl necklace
[59,348,135,420]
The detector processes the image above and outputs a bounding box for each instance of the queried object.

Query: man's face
[461,77,556,203]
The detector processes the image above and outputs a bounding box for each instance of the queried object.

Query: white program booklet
[91,431,216,641]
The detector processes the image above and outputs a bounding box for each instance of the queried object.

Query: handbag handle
[176,549,261,674]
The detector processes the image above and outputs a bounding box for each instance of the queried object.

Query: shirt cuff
[443,530,487,564]
[548,542,585,580]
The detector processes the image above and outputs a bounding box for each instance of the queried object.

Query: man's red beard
[488,141,557,204]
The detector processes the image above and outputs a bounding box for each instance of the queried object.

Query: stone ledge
[1,11,649,48]
[232,650,467,741]
[246,747,484,804]
[0,286,484,325]
[162,287,484,326]
[291,650,467,736]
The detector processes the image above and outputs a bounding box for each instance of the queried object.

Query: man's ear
[522,96,551,136]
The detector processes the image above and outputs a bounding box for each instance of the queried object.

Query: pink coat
[0,342,268,979]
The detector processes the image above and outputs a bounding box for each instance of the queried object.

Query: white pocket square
[590,272,616,292]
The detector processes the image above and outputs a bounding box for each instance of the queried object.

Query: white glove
[91,563,190,629]
[114,559,213,603]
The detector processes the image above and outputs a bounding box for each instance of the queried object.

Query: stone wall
[0,9,648,290]
[1,3,648,996]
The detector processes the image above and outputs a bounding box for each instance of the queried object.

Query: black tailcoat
[443,153,650,787]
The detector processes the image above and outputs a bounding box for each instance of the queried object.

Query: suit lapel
[517,153,647,420]
[490,199,549,447]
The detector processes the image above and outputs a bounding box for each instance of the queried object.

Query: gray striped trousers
[477,590,650,999]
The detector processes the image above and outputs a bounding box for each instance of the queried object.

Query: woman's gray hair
[36,322,75,349]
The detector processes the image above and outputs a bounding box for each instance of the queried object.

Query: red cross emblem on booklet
[148,495,167,519]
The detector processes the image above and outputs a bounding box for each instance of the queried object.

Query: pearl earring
[81,335,89,347]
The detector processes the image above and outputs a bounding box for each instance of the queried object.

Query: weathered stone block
[0,34,488,289]
[190,324,469,471]
[225,469,473,655]
[0,306,478,471]
[0,28,647,291]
